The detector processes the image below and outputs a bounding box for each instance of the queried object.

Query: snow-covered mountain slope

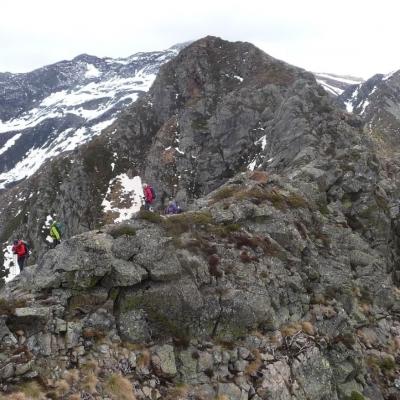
[339,70,400,150]
[314,72,364,96]
[0,44,186,189]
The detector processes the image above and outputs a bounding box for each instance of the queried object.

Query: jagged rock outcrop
[1,36,400,399]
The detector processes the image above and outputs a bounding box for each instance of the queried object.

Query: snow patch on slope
[4,245,18,283]
[0,133,22,156]
[317,79,344,96]
[85,63,102,78]
[102,174,143,223]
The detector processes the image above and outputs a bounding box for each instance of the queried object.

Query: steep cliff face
[1,36,400,399]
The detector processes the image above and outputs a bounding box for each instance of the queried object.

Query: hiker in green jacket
[50,220,62,247]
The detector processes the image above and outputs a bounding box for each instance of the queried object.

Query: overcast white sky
[1,0,399,78]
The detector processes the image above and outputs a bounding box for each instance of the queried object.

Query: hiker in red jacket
[142,183,155,211]
[12,239,29,272]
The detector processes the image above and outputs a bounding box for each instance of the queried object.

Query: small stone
[198,352,213,372]
[238,347,250,360]
[152,344,177,377]
[129,352,137,368]
[232,360,248,373]
[76,345,85,356]
[15,361,34,376]
[142,386,152,397]
[261,353,274,361]
[55,318,67,333]
[217,382,242,400]
[0,363,14,380]
[14,307,51,319]
[99,344,110,354]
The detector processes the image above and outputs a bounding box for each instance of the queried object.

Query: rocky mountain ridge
[1,36,400,399]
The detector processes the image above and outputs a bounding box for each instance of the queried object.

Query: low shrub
[211,186,237,202]
[138,210,163,223]
[348,392,365,400]
[109,225,136,238]
[208,254,220,268]
[249,171,268,183]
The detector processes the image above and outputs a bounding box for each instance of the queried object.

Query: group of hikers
[11,219,63,273]
[142,182,183,214]
[10,183,181,276]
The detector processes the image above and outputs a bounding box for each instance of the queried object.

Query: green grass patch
[347,391,365,400]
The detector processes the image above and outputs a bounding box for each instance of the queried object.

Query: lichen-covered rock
[151,344,177,377]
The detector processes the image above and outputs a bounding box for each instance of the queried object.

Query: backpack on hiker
[54,221,65,236]
[21,240,31,257]
[149,186,156,200]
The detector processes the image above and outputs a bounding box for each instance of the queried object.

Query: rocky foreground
[1,166,400,399]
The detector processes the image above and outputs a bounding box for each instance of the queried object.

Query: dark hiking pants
[17,255,27,272]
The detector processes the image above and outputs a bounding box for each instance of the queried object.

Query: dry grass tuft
[80,359,100,375]
[249,171,268,183]
[20,381,46,400]
[104,374,136,400]
[55,379,70,397]
[2,393,29,400]
[67,395,81,400]
[137,350,151,368]
[164,384,189,400]
[64,369,80,386]
[280,323,302,337]
[82,372,98,394]
[301,321,315,336]
[0,297,28,316]
[244,349,262,376]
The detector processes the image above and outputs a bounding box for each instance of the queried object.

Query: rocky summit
[1,36,400,399]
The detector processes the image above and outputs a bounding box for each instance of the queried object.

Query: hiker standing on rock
[142,183,155,211]
[12,239,29,272]
[49,220,63,247]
